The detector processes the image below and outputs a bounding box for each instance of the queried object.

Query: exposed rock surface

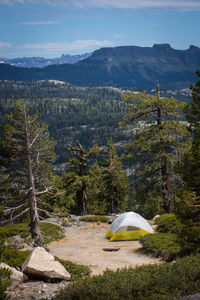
[0,262,28,287]
[22,247,71,281]
[7,279,69,300]
[179,294,200,300]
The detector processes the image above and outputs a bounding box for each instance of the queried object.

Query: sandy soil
[49,222,159,275]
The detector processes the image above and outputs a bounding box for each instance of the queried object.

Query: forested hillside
[0,80,192,167]
[0,80,128,166]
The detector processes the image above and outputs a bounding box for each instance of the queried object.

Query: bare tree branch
[29,133,40,149]
[1,208,29,225]
[4,202,27,215]
[36,186,53,196]
[169,172,185,185]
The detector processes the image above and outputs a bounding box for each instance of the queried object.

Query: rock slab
[22,247,71,281]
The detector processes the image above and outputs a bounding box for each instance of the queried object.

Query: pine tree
[101,138,129,214]
[176,71,200,226]
[87,161,106,214]
[64,141,99,215]
[120,89,188,214]
[0,101,56,245]
[182,70,200,196]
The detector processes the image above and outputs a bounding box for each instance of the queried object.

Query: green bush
[0,247,30,269]
[139,233,182,261]
[79,216,109,223]
[40,222,65,244]
[155,214,183,234]
[0,222,65,246]
[55,257,91,280]
[178,222,200,255]
[53,254,200,300]
[0,268,11,300]
[0,223,29,238]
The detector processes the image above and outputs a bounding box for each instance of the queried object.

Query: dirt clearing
[49,222,159,275]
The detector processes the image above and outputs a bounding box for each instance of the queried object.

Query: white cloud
[21,21,60,25]
[19,39,114,54]
[1,0,200,10]
[0,42,12,49]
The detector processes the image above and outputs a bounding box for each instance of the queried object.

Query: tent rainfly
[106,211,153,241]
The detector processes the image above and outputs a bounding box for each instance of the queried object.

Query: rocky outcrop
[0,263,28,287]
[22,247,71,281]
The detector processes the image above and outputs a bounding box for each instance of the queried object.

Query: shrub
[155,214,183,234]
[0,247,30,269]
[55,257,91,280]
[79,216,109,223]
[53,254,200,300]
[40,222,65,244]
[0,268,11,300]
[0,223,29,238]
[0,222,65,246]
[178,222,200,255]
[139,233,182,261]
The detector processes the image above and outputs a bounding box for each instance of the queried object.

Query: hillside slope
[0,44,199,89]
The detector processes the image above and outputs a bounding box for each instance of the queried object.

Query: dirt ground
[49,222,159,275]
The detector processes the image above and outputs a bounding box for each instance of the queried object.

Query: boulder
[22,247,71,281]
[0,262,28,287]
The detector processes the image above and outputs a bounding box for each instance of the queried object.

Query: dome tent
[106,212,153,241]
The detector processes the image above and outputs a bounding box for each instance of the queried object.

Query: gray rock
[22,247,71,281]
[179,294,200,300]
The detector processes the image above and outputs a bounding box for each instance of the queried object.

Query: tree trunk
[110,199,114,214]
[76,186,87,216]
[161,157,172,213]
[24,107,43,246]
[157,104,172,213]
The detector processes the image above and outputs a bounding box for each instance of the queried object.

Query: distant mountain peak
[0,52,92,68]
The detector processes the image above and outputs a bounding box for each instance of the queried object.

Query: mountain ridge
[0,53,91,68]
[0,44,199,89]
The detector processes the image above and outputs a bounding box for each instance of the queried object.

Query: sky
[0,0,200,58]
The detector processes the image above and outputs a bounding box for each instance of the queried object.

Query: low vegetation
[155,214,183,234]
[55,257,91,280]
[140,213,200,261]
[53,254,200,300]
[1,247,31,269]
[139,233,182,261]
[0,223,29,238]
[138,213,184,262]
[0,267,11,300]
[0,222,65,246]
[0,232,30,268]
[40,222,65,244]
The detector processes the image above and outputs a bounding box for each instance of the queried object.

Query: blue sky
[0,0,200,58]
